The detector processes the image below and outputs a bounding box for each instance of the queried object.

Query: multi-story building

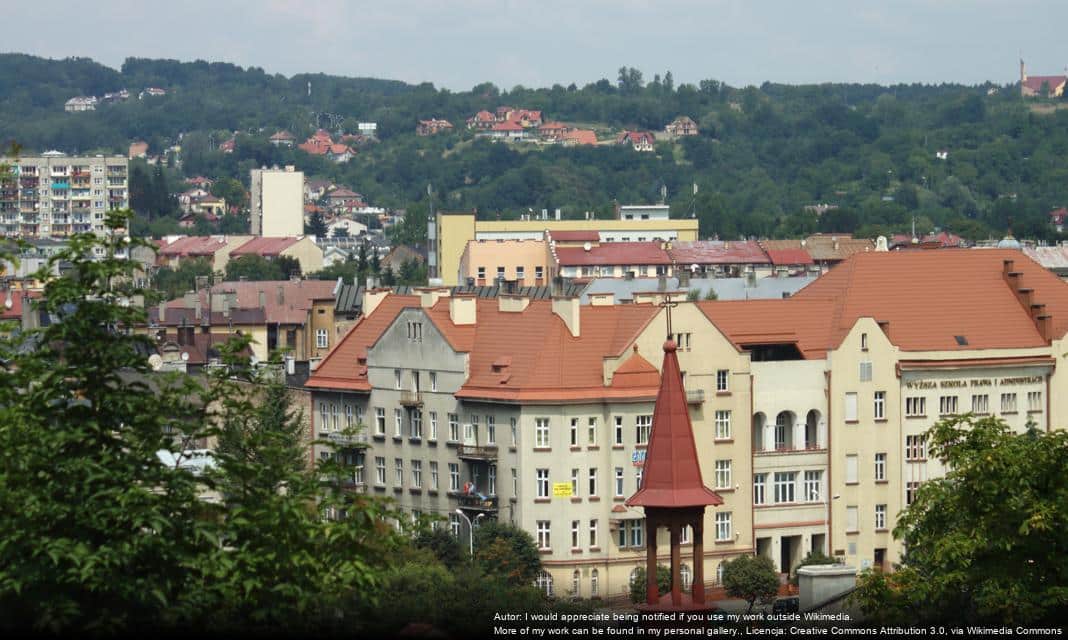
[306,248,1068,599]
[0,153,128,239]
[250,166,304,237]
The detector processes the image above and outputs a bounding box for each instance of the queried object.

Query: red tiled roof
[539,121,568,130]
[162,279,336,326]
[492,121,524,131]
[0,290,41,321]
[231,237,300,257]
[328,188,360,198]
[610,347,661,389]
[564,129,597,145]
[1023,75,1067,92]
[617,131,656,145]
[667,240,771,265]
[555,242,672,266]
[626,340,722,508]
[269,131,295,140]
[765,248,814,265]
[158,236,227,257]
[549,230,600,242]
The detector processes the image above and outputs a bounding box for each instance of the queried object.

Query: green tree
[414,528,465,570]
[850,415,1068,625]
[211,177,247,210]
[152,257,215,300]
[305,211,328,238]
[721,554,779,613]
[473,521,542,587]
[224,255,283,281]
[628,565,672,604]
[789,549,836,586]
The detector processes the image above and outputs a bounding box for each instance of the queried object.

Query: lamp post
[455,508,485,556]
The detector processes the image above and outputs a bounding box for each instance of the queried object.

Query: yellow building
[430,210,699,286]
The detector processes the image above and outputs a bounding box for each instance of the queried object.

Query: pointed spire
[626,340,722,508]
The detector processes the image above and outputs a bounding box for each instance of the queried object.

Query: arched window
[716,562,727,585]
[680,564,693,591]
[590,569,599,597]
[537,571,554,597]
[572,570,581,597]
[752,412,766,451]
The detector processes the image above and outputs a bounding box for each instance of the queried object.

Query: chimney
[552,295,580,336]
[362,288,390,318]
[194,299,202,322]
[276,285,285,305]
[555,208,561,221]
[449,295,477,325]
[158,302,166,323]
[498,294,530,313]
[420,287,450,308]
[258,290,266,309]
[590,293,614,307]
[183,291,197,309]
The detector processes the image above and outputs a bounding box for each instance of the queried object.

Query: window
[681,526,691,545]
[449,463,460,491]
[615,467,625,497]
[905,396,926,417]
[801,470,821,502]
[536,571,553,597]
[488,465,496,495]
[906,481,920,505]
[496,266,505,280]
[635,467,644,492]
[972,394,989,414]
[344,404,353,428]
[875,504,887,530]
[905,435,927,461]
[588,468,598,497]
[715,512,732,541]
[715,460,732,489]
[630,519,645,547]
[537,521,551,550]
[411,411,422,438]
[614,416,624,445]
[449,513,461,537]
[590,569,599,597]
[636,415,652,445]
[774,414,788,449]
[572,570,580,596]
[429,412,438,440]
[536,469,550,498]
[394,459,404,486]
[394,409,403,437]
[512,468,518,497]
[873,391,885,420]
[1028,391,1043,412]
[571,520,581,548]
[1000,393,1017,413]
[406,321,423,342]
[589,520,598,547]
[375,457,386,485]
[587,417,597,446]
[517,266,525,281]
[467,415,478,444]
[316,329,328,349]
[674,332,691,351]
[939,395,958,415]
[773,472,796,503]
[846,506,859,533]
[487,416,496,444]
[844,393,858,422]
[570,468,580,496]
[375,407,385,435]
[536,418,550,448]
[477,266,486,280]
[394,369,401,389]
[861,332,868,351]
[411,460,422,488]
[716,369,729,392]
[874,453,886,481]
[510,417,518,446]
[753,473,766,505]
[715,410,731,439]
[448,413,459,441]
[430,462,439,490]
[570,418,579,446]
[535,266,544,280]
[859,361,872,382]
[430,371,437,391]
[318,402,328,433]
[845,455,858,484]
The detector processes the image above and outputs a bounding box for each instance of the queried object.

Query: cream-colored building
[430,211,699,286]
[250,166,304,237]
[458,239,551,286]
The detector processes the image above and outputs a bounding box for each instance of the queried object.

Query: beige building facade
[250,166,304,237]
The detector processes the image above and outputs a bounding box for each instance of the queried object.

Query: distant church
[1020,59,1067,97]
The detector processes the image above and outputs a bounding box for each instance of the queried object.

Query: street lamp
[455,509,485,556]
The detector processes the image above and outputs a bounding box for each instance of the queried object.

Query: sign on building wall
[631,450,647,467]
[552,482,573,497]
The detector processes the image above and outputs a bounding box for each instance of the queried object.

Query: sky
[3,0,1067,90]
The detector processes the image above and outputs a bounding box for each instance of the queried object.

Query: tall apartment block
[249,166,304,237]
[0,153,128,238]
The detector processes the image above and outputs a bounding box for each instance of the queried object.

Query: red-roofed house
[488,120,527,141]
[466,110,496,130]
[231,236,324,274]
[156,235,252,272]
[665,116,699,137]
[553,241,673,278]
[666,241,772,277]
[1020,60,1067,97]
[1050,207,1067,233]
[538,122,571,141]
[269,130,296,147]
[617,130,657,152]
[563,129,598,146]
[417,119,454,136]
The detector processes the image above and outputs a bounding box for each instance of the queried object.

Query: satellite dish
[180,352,190,362]
[583,241,592,252]
[148,354,163,371]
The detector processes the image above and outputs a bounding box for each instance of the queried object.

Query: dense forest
[4,53,1068,242]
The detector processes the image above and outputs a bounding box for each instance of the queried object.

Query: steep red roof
[626,340,722,508]
[231,237,300,257]
[667,240,771,265]
[1023,75,1067,92]
[610,347,661,389]
[765,248,814,265]
[158,236,227,257]
[556,242,672,266]
[492,121,524,132]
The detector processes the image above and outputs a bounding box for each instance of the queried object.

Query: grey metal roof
[580,275,818,303]
[333,281,588,315]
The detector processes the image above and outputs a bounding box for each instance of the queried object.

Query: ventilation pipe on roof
[552,295,581,337]
[158,303,166,323]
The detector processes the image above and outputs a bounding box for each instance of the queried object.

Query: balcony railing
[457,494,498,511]
[322,432,369,447]
[457,444,498,461]
[399,390,423,407]
[686,389,705,404]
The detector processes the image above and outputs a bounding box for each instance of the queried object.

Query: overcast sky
[3,0,1066,90]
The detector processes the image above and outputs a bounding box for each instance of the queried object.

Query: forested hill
[3,53,1068,243]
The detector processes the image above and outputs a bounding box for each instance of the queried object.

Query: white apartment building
[249,166,304,237]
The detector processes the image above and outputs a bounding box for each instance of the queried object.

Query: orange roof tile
[611,347,661,389]
[231,237,300,256]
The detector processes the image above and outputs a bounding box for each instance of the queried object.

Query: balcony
[322,432,369,447]
[457,444,498,461]
[399,390,424,407]
[686,389,705,405]
[457,494,498,511]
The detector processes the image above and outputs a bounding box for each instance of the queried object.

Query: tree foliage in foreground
[722,554,779,613]
[850,415,1068,625]
[628,564,673,604]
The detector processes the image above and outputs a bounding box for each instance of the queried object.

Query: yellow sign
[552,482,573,497]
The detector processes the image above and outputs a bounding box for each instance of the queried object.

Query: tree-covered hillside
[3,54,1068,242]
